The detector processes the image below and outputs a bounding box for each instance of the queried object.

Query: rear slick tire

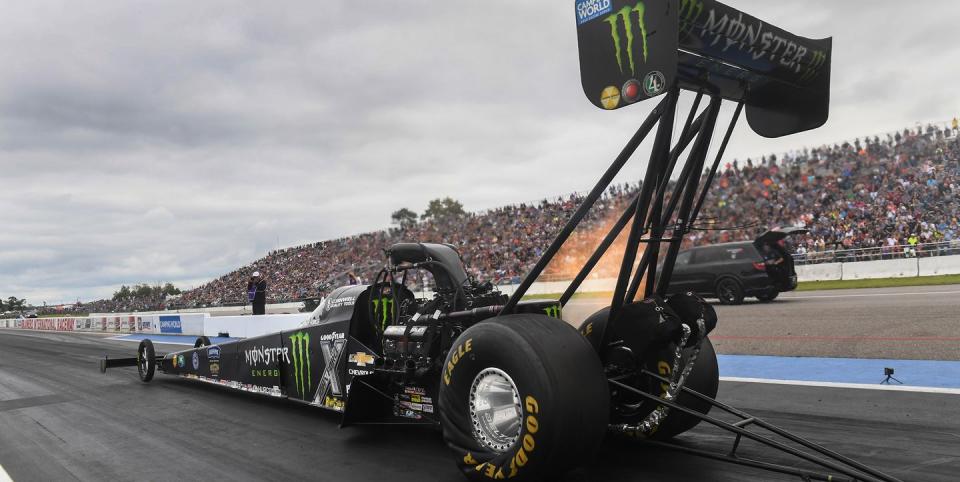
[439,314,609,481]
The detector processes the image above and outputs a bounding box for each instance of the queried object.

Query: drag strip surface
[0,330,957,481]
[564,284,960,360]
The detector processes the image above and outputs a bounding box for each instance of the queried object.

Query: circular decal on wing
[643,71,666,97]
[192,352,200,370]
[600,85,620,110]
[621,79,641,104]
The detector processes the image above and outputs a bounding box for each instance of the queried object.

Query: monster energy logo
[289,332,311,398]
[604,1,648,76]
[543,305,561,319]
[371,297,394,330]
[679,0,703,33]
[799,50,827,82]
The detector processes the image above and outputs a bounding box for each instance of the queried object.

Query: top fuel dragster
[102,1,906,480]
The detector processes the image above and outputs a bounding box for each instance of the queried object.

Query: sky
[2,0,959,305]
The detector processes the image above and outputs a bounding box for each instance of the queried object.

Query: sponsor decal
[252,369,280,377]
[327,296,355,309]
[289,331,312,398]
[177,354,185,368]
[621,78,641,103]
[542,305,562,319]
[244,345,291,366]
[575,0,612,25]
[348,352,375,367]
[347,351,376,376]
[642,70,665,96]
[172,355,178,368]
[208,346,221,377]
[408,325,428,337]
[313,332,347,404]
[371,297,394,330]
[604,1,648,76]
[600,85,620,110]
[192,352,200,371]
[323,396,345,412]
[443,338,473,385]
[159,315,182,334]
[469,395,541,479]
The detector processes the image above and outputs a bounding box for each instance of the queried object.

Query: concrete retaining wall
[796,263,843,282]
[840,258,918,280]
[919,255,960,276]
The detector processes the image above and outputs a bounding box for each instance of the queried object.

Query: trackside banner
[0,313,206,336]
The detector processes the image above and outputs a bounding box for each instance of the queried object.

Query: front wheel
[439,314,609,481]
[137,339,156,382]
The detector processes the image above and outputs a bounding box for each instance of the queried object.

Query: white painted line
[781,289,960,300]
[720,376,960,395]
[0,462,13,482]
[106,335,195,346]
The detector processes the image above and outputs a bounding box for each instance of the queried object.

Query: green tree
[113,285,132,301]
[161,282,181,296]
[5,297,24,312]
[391,208,419,229]
[133,284,155,299]
[421,197,465,221]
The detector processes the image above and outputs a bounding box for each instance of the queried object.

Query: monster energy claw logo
[604,1,648,76]
[372,297,394,330]
[799,50,827,82]
[679,0,704,32]
[289,332,311,398]
[543,305,561,319]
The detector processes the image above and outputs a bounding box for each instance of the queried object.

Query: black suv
[668,228,806,304]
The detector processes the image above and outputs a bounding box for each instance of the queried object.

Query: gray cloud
[2,0,958,303]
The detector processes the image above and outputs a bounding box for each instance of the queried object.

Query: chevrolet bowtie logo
[349,352,375,367]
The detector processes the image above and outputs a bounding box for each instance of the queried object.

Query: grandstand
[81,121,960,311]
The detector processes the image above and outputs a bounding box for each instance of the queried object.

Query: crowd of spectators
[155,120,960,307]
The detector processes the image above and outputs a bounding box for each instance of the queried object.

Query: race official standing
[247,271,267,315]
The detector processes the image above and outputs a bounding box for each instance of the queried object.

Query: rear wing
[575,0,831,137]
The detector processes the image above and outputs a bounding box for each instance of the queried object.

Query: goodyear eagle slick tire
[439,314,609,481]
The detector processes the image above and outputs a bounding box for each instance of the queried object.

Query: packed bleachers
[95,121,960,309]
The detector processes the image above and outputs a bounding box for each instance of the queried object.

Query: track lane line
[781,288,960,299]
[720,377,960,395]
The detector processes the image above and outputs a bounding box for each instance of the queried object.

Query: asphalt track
[0,286,958,481]
[564,285,960,360]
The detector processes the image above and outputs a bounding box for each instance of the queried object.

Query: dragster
[101,1,905,480]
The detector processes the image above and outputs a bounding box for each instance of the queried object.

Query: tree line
[112,283,181,301]
[391,197,465,229]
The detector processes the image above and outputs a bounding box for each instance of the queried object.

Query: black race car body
[153,244,561,425]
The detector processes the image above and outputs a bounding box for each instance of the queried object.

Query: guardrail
[795,241,960,265]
